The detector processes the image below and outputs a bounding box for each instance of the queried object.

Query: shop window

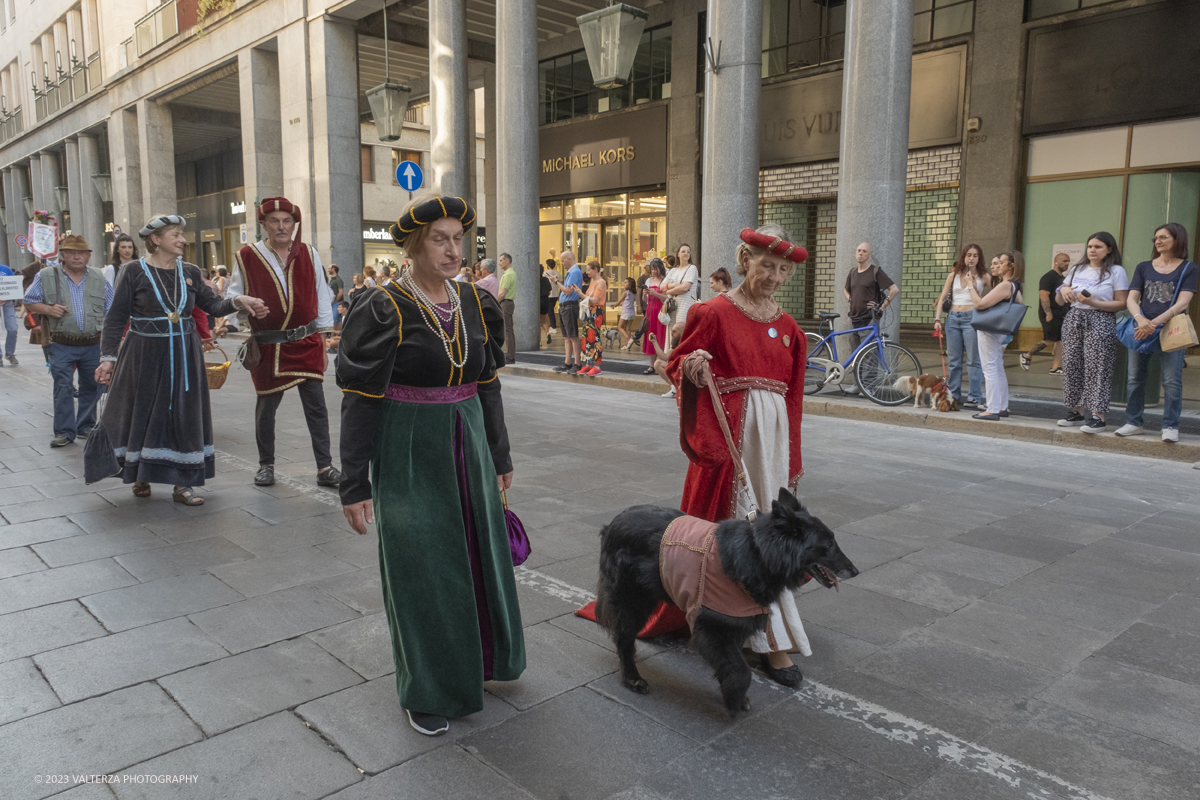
[391,149,421,185]
[539,200,563,222]
[913,0,974,45]
[1026,0,1121,21]
[538,25,672,125]
[1123,172,1200,265]
[361,146,375,183]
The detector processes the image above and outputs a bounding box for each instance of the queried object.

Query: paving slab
[35,617,228,703]
[791,621,882,681]
[463,688,696,800]
[241,494,345,525]
[81,574,244,632]
[316,535,380,569]
[31,528,166,568]
[0,546,46,579]
[1094,622,1200,687]
[0,600,108,662]
[222,514,355,556]
[114,537,255,582]
[110,712,361,800]
[0,683,202,800]
[0,658,61,725]
[159,638,362,735]
[487,621,616,711]
[188,584,360,654]
[324,745,534,800]
[0,516,87,550]
[0,467,75,490]
[797,584,945,646]
[207,545,357,597]
[0,493,114,524]
[296,676,517,774]
[856,633,1060,723]
[949,525,1084,563]
[1039,656,1200,756]
[902,764,1034,800]
[0,559,137,615]
[637,706,912,800]
[67,502,184,534]
[545,610,670,661]
[900,541,1044,586]
[140,507,271,544]
[0,484,47,506]
[983,699,1200,800]
[846,560,998,613]
[313,568,385,615]
[1141,593,1200,637]
[306,612,395,680]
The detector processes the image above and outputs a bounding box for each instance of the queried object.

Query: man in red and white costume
[226,197,342,488]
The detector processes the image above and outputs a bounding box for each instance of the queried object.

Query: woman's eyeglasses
[1154,235,1173,242]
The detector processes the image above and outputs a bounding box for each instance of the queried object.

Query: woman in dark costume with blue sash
[94,215,267,504]
[338,195,525,737]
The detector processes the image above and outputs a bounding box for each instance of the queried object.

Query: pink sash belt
[384,382,478,404]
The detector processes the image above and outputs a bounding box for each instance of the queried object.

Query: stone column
[239,47,284,222]
[668,1,703,294]
[28,158,43,214]
[137,98,176,216]
[108,106,143,234]
[495,0,540,352]
[64,139,81,237]
[699,0,763,284]
[0,170,9,268]
[833,0,913,341]
[77,135,106,267]
[306,17,363,272]
[482,66,497,260]
[429,0,470,196]
[9,167,31,263]
[40,152,64,229]
[277,22,314,221]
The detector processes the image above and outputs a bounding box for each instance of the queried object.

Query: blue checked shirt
[24,267,115,324]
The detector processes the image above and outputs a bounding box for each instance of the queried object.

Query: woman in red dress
[641,259,667,369]
[666,224,811,686]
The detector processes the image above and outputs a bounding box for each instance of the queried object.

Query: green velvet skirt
[371,394,525,718]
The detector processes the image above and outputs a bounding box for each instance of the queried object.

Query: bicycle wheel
[855,342,922,406]
[804,332,834,395]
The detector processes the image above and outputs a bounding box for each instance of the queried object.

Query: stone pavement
[1,334,1199,800]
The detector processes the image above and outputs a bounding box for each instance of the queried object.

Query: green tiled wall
[901,187,960,324]
[760,202,809,321]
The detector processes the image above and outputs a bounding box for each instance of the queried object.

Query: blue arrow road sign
[396,160,423,192]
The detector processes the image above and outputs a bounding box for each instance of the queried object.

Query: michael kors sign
[759,46,966,166]
[539,104,667,197]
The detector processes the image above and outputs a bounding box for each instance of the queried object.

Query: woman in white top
[933,244,989,409]
[660,243,700,343]
[967,252,1024,421]
[1055,232,1129,433]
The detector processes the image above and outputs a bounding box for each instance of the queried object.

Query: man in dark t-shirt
[1020,252,1069,373]
[843,242,898,342]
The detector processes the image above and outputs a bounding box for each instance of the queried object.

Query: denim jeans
[1125,347,1185,430]
[944,311,982,403]
[49,342,102,440]
[1,301,16,356]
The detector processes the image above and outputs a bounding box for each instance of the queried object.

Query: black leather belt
[253,319,319,344]
[51,332,102,347]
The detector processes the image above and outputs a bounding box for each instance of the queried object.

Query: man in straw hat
[225,197,342,488]
[22,234,113,447]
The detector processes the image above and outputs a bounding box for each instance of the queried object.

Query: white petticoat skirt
[737,389,812,657]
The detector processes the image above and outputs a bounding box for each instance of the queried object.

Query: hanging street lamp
[366,2,411,142]
[576,3,648,90]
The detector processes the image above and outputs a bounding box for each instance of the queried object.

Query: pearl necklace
[402,273,468,369]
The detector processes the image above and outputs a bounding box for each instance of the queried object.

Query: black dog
[594,489,858,715]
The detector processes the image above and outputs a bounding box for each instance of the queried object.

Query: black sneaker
[552,363,571,373]
[405,709,449,736]
[1048,367,1063,375]
[1057,411,1085,427]
[1080,417,1107,434]
[568,364,582,375]
[254,465,276,486]
[317,466,343,487]
[960,400,979,410]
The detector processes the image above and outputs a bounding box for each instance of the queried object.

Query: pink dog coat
[658,515,770,630]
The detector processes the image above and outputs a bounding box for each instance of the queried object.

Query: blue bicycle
[804,309,922,406]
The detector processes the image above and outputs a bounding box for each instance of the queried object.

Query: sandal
[172,486,205,506]
[642,366,656,375]
[132,482,152,498]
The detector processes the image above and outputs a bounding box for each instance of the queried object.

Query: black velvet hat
[391,196,477,248]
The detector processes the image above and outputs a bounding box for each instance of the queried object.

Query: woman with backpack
[1055,232,1129,434]
[967,252,1024,421]
[1116,223,1197,443]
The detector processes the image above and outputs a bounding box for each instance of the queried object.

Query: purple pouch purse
[501,489,532,566]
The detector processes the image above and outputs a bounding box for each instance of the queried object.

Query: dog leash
[682,352,760,521]
[933,320,949,383]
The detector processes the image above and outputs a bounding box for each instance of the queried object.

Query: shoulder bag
[970,280,1027,338]
[1116,262,1194,354]
[29,267,62,347]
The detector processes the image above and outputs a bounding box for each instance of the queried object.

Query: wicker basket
[205,342,231,390]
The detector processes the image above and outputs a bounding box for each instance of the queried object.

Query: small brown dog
[893,375,958,412]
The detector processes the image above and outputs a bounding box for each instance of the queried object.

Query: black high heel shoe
[761,654,803,687]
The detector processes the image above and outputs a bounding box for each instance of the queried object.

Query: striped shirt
[23,267,115,325]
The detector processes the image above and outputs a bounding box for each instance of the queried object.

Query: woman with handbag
[967,252,1024,421]
[1055,232,1129,434]
[667,224,812,686]
[1115,223,1197,442]
[661,245,700,342]
[337,194,525,737]
[933,243,989,409]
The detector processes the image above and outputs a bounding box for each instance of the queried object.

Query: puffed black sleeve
[101,265,135,358]
[336,288,401,505]
[474,288,513,476]
[188,265,237,318]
